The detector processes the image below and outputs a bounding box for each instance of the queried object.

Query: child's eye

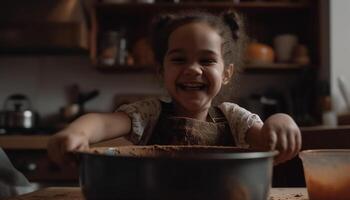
[200,59,217,66]
[171,57,186,64]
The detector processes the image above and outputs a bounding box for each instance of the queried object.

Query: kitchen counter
[0,135,130,149]
[6,187,308,200]
[1,125,350,150]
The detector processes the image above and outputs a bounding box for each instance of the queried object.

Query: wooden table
[6,187,308,200]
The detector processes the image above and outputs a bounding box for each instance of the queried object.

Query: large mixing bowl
[78,145,277,200]
[299,149,350,200]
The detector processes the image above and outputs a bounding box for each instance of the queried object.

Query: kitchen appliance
[78,145,277,200]
[61,89,99,122]
[2,94,39,130]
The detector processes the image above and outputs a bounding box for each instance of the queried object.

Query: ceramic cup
[273,34,298,62]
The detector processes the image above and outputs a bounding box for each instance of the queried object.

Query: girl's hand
[47,112,132,166]
[247,113,301,164]
[47,130,89,166]
[259,113,302,164]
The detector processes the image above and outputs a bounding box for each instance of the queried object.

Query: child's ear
[222,64,234,85]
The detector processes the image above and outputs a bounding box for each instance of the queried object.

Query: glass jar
[99,30,129,66]
[99,31,119,66]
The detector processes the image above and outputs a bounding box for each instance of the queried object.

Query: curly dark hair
[149,9,247,72]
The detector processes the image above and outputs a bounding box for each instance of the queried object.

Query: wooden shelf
[95,1,312,25]
[245,63,308,69]
[0,48,89,55]
[243,63,314,74]
[96,1,312,14]
[94,63,311,74]
[96,64,156,73]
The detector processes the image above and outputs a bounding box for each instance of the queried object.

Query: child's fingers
[267,131,277,150]
[295,129,302,153]
[274,133,288,164]
[290,130,302,160]
[76,143,89,151]
[285,131,297,159]
[68,144,89,166]
[277,132,288,153]
[275,130,301,165]
[62,139,89,166]
[47,138,65,165]
[62,142,80,166]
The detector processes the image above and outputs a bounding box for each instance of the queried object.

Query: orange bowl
[299,149,350,200]
[246,42,275,64]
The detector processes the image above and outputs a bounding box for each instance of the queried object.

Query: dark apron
[148,102,235,146]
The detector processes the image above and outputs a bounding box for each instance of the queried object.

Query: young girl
[48,10,301,165]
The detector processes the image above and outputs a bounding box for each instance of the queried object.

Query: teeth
[178,83,206,90]
[183,83,204,87]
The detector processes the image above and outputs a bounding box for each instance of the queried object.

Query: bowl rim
[299,149,350,156]
[75,145,279,160]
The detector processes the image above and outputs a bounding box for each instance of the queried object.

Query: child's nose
[183,63,203,76]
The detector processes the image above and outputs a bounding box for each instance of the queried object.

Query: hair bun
[221,10,241,40]
[151,14,174,32]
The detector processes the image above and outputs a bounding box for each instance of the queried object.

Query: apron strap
[208,107,227,123]
[161,101,227,123]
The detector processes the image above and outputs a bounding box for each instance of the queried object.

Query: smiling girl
[48,10,301,165]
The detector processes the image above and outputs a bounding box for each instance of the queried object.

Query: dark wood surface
[5,187,308,200]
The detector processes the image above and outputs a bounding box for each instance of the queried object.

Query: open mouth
[176,82,207,91]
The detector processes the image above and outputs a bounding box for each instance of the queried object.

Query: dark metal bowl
[78,145,277,200]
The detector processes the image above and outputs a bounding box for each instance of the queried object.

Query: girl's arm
[68,112,131,144]
[47,112,131,165]
[246,113,302,164]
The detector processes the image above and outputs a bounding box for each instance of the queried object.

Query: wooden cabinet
[90,1,324,71]
[0,0,89,54]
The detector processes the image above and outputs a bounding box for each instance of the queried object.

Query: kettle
[3,94,39,129]
[60,89,99,122]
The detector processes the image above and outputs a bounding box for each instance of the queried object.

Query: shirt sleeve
[218,102,263,148]
[116,98,161,144]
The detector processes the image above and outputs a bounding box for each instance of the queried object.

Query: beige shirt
[117,98,263,148]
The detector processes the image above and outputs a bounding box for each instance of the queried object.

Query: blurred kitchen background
[0,0,350,188]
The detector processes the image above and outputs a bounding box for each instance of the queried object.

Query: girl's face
[163,22,233,119]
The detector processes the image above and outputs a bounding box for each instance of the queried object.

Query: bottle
[99,31,119,66]
[321,96,337,127]
[117,34,127,65]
